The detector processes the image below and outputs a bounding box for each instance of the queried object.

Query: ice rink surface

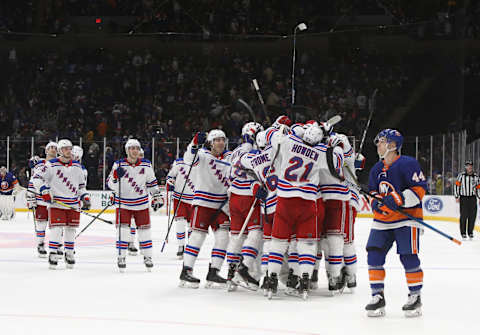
[0,212,479,335]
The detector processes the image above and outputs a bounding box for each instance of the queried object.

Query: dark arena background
[0,1,479,334]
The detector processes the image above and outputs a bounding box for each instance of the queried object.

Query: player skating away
[0,166,22,220]
[107,139,163,272]
[225,121,265,291]
[32,139,90,269]
[166,156,195,259]
[264,125,344,300]
[179,129,232,289]
[365,129,427,317]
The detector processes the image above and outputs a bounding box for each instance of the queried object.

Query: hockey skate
[128,243,138,256]
[327,273,342,296]
[285,269,300,297]
[338,267,349,293]
[144,256,153,272]
[37,242,47,258]
[65,253,75,269]
[402,293,422,317]
[205,263,227,289]
[266,272,279,300]
[226,263,238,292]
[365,292,386,317]
[299,273,310,300]
[48,252,58,270]
[346,273,357,293]
[117,256,126,273]
[179,265,200,289]
[260,272,269,296]
[176,246,184,259]
[309,269,318,290]
[57,244,64,257]
[234,262,259,291]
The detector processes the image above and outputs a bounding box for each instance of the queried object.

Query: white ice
[0,212,479,335]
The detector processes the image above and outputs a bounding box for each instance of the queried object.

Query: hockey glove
[26,193,37,209]
[151,193,164,212]
[382,191,404,211]
[40,187,52,203]
[242,133,255,145]
[354,153,366,170]
[166,182,175,192]
[81,195,91,211]
[193,132,207,147]
[113,166,126,180]
[370,199,384,215]
[109,193,115,206]
[252,182,268,201]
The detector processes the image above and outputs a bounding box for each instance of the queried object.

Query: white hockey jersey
[32,158,89,209]
[275,134,343,202]
[106,158,159,211]
[239,144,279,215]
[28,159,48,206]
[320,133,357,203]
[229,142,257,197]
[166,158,195,204]
[183,142,232,214]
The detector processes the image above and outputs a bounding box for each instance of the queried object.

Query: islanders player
[365,129,427,318]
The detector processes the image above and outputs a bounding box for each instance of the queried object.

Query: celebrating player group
[20,113,428,318]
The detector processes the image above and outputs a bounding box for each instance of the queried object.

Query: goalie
[0,166,22,221]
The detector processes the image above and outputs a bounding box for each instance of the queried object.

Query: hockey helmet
[45,141,58,155]
[374,129,403,151]
[256,130,267,149]
[72,145,84,161]
[291,123,306,138]
[0,166,6,176]
[303,125,323,145]
[272,115,292,130]
[241,122,264,137]
[125,138,141,153]
[303,125,324,146]
[139,148,145,158]
[207,129,227,143]
[57,139,73,156]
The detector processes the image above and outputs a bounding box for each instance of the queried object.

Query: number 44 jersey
[368,155,427,230]
[274,134,344,201]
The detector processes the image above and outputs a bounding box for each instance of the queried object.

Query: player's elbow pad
[402,189,421,208]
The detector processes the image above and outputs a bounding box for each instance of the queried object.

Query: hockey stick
[356,89,378,158]
[26,189,113,225]
[161,148,199,252]
[117,170,122,257]
[237,198,258,238]
[238,98,256,122]
[75,201,113,239]
[252,79,271,125]
[340,167,462,245]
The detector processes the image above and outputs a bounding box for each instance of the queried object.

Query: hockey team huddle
[18,114,428,318]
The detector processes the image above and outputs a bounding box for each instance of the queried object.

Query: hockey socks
[210,229,228,270]
[175,218,188,246]
[137,228,153,258]
[35,220,47,245]
[183,230,207,269]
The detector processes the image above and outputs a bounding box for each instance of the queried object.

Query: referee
[454,161,480,240]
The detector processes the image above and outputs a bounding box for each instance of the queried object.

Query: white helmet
[256,130,267,149]
[241,122,264,137]
[125,139,141,153]
[57,139,73,156]
[207,129,226,143]
[139,148,144,158]
[291,123,305,138]
[303,125,324,146]
[72,145,83,161]
[45,141,58,154]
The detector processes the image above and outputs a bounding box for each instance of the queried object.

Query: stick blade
[327,115,342,126]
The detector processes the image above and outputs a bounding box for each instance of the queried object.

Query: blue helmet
[374,129,403,151]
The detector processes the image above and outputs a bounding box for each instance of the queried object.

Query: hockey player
[0,166,21,220]
[225,121,266,291]
[179,129,232,288]
[107,139,163,272]
[27,142,58,257]
[365,129,427,317]
[32,139,90,269]
[166,156,195,259]
[72,145,88,180]
[265,125,344,300]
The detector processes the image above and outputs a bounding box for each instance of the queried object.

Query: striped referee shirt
[454,172,480,198]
